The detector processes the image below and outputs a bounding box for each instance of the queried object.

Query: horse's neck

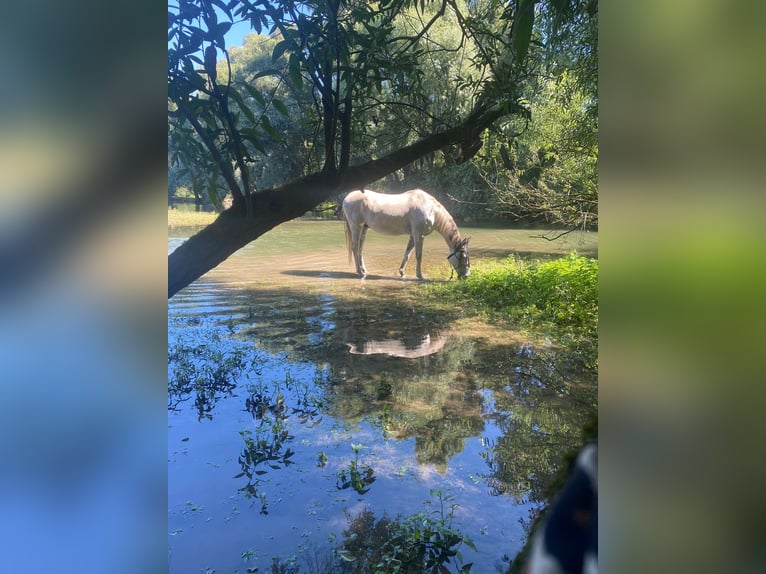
[432,203,461,249]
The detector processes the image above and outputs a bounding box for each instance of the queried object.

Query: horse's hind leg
[353,225,369,277]
[399,236,415,277]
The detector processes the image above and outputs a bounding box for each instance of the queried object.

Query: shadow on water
[280,269,452,283]
[168,224,597,573]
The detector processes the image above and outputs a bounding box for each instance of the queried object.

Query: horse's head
[447,237,471,279]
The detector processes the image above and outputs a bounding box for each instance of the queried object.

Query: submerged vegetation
[339,490,476,574]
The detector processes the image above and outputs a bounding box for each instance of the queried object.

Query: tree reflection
[172,285,597,512]
[477,344,597,504]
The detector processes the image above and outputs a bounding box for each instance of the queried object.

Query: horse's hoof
[399,270,405,278]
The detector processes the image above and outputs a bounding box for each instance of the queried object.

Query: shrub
[433,254,598,339]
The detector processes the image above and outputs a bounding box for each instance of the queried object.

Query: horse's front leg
[414,235,425,280]
[399,236,415,277]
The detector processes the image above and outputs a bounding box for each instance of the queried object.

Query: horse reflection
[346,330,451,358]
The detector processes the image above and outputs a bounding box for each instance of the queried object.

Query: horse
[342,189,470,280]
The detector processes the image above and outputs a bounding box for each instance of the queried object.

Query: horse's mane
[430,197,461,249]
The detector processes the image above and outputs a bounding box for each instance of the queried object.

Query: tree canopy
[168,0,597,297]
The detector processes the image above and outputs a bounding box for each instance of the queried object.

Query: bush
[433,254,598,339]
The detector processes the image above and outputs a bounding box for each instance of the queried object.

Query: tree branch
[176,102,243,201]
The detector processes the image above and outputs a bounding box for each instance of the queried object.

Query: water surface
[168,221,597,572]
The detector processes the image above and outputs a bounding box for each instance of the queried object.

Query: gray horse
[342,189,470,279]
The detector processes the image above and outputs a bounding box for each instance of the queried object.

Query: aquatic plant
[336,443,376,495]
[338,490,476,573]
[168,339,249,420]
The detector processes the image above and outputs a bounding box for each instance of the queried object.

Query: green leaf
[230,90,256,124]
[188,71,208,92]
[272,99,289,116]
[242,84,266,107]
[242,129,268,154]
[512,0,536,65]
[213,22,232,46]
[205,183,219,207]
[271,40,290,62]
[550,0,569,13]
[260,116,282,140]
[249,68,281,81]
[204,45,217,82]
[288,53,302,90]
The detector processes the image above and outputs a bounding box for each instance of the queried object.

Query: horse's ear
[462,236,471,246]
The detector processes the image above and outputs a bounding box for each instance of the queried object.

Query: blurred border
[1,0,765,572]
[600,1,766,572]
[0,1,167,572]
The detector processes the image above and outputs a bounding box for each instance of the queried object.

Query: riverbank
[167,208,217,229]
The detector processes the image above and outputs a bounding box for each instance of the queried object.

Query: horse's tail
[342,210,352,265]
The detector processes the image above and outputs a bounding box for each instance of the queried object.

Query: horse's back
[342,189,435,236]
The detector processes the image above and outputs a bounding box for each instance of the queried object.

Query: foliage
[167,0,592,210]
[167,337,249,420]
[336,443,376,495]
[473,72,598,227]
[432,254,598,340]
[339,490,476,573]
[235,373,324,513]
[428,254,598,511]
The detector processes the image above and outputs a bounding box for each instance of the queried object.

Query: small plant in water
[168,339,249,420]
[241,548,257,562]
[338,489,475,573]
[336,443,376,495]
[377,377,393,399]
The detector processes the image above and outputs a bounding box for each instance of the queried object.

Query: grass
[427,253,598,343]
[168,208,217,229]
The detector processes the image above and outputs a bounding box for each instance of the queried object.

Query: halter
[447,240,468,279]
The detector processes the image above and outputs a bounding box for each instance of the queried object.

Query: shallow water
[168,221,597,573]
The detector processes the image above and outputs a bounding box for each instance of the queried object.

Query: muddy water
[168,221,597,573]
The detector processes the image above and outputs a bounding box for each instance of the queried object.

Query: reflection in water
[477,344,597,505]
[168,279,597,573]
[346,330,451,358]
